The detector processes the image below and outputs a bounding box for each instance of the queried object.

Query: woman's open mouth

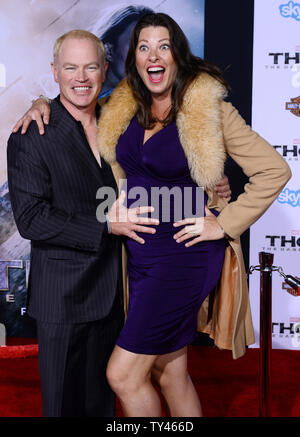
[147,66,165,83]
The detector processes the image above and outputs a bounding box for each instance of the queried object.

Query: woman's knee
[153,356,189,391]
[107,346,158,396]
[106,360,127,394]
[106,358,146,396]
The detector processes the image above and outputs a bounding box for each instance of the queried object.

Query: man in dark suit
[7,30,157,417]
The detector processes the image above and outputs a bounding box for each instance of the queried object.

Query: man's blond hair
[53,29,106,68]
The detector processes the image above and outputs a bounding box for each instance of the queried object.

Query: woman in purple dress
[101,14,228,417]
[98,12,290,417]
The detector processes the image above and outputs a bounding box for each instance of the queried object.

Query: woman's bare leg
[151,373,171,417]
[152,347,203,417]
[106,345,161,417]
[107,344,202,417]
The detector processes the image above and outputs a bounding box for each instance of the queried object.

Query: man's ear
[51,62,59,83]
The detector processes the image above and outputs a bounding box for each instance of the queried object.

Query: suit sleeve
[7,132,108,252]
[216,101,292,239]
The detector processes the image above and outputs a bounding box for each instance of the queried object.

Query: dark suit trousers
[36,293,124,417]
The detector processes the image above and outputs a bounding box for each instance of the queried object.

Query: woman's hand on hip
[173,206,224,247]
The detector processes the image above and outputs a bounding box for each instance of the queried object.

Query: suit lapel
[50,98,106,185]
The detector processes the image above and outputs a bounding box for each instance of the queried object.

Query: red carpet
[1,339,300,417]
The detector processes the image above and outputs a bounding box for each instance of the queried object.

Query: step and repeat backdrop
[249,0,300,350]
[0,0,205,339]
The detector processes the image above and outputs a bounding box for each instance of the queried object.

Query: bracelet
[31,95,52,104]
[39,95,52,103]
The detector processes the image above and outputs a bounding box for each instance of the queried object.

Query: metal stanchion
[258,252,273,417]
[249,252,300,418]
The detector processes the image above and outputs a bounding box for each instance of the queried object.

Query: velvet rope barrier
[249,251,300,417]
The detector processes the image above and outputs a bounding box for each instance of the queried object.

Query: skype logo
[279,1,300,20]
[277,188,300,207]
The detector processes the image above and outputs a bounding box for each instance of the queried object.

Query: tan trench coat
[97,73,291,359]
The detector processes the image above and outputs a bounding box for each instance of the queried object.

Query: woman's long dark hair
[125,12,229,129]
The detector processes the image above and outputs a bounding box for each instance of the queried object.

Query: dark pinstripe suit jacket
[7,97,122,323]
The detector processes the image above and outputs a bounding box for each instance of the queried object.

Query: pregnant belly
[126,231,226,287]
[125,176,206,225]
[126,223,225,264]
[124,175,223,261]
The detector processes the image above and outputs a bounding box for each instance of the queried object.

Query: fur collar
[97,73,227,189]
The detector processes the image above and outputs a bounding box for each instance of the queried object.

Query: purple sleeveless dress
[115,117,225,355]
